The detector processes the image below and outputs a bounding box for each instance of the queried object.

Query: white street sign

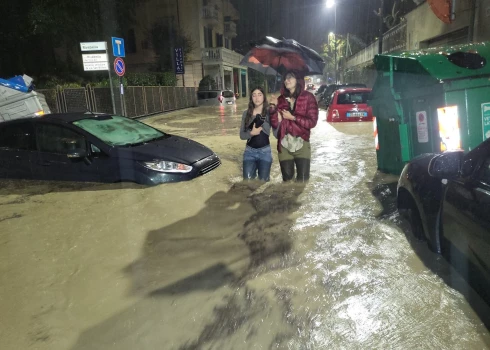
[82,53,108,63]
[80,42,107,51]
[83,62,109,71]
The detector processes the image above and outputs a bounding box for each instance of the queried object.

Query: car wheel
[398,193,424,240]
[405,205,425,240]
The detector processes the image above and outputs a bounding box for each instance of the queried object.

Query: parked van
[197,90,236,106]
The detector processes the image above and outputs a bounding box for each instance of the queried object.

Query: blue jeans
[243,145,272,181]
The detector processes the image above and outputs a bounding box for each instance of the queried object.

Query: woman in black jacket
[239,87,272,181]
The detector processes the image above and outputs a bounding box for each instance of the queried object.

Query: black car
[0,113,221,185]
[319,83,367,108]
[314,84,327,100]
[397,138,490,301]
[315,84,327,95]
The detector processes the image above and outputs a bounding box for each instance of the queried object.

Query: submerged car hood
[113,135,214,164]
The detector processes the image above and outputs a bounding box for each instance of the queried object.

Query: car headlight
[142,160,192,173]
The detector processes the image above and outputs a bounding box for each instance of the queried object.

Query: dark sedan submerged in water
[0,113,220,185]
[397,138,490,302]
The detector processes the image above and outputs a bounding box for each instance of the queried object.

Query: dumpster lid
[374,42,490,81]
[0,75,34,93]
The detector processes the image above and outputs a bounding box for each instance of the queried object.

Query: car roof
[0,112,114,126]
[336,88,372,93]
[198,89,233,92]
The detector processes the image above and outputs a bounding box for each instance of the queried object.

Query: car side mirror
[428,151,463,179]
[67,148,88,159]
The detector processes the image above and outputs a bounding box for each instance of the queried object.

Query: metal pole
[378,0,384,54]
[107,42,116,114]
[119,76,125,116]
[468,0,476,43]
[176,0,185,86]
[334,5,337,84]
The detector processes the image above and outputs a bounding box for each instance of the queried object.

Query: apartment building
[124,0,248,96]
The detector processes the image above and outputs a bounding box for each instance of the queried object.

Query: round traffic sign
[114,57,125,77]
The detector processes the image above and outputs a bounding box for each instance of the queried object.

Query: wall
[406,0,472,49]
[475,0,490,40]
[125,0,178,71]
[180,0,205,62]
[344,0,480,73]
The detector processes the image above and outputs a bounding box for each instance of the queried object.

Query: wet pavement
[1,102,490,349]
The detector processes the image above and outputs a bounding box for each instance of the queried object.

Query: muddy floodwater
[1,103,490,349]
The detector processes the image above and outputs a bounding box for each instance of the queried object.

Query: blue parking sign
[112,37,125,57]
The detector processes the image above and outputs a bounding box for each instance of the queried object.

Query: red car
[326,88,373,122]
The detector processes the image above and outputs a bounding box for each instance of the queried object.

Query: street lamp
[326,0,337,83]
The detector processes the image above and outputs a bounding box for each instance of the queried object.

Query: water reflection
[70,181,305,349]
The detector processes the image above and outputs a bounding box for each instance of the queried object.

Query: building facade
[343,0,490,86]
[125,0,249,96]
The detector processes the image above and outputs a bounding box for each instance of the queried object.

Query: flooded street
[1,103,490,349]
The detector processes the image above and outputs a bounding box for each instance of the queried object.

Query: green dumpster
[369,42,490,175]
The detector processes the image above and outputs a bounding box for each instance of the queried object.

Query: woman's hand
[250,125,263,136]
[280,109,295,121]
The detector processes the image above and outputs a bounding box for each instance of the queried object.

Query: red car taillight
[332,109,340,119]
[218,95,223,103]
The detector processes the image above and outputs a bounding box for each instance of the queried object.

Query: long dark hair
[282,71,302,99]
[244,86,268,131]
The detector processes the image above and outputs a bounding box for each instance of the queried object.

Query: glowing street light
[326,1,337,83]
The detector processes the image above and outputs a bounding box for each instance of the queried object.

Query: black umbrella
[264,36,324,63]
[239,53,278,76]
[240,36,325,76]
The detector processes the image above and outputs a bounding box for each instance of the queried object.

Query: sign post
[80,41,116,114]
[174,47,185,86]
[114,57,126,116]
[112,37,126,116]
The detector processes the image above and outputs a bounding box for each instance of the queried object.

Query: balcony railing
[344,22,407,69]
[201,47,243,66]
[382,22,407,54]
[202,5,219,26]
[224,22,237,38]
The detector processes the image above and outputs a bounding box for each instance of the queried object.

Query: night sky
[231,0,418,54]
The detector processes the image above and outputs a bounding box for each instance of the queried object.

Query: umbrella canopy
[264,36,324,63]
[240,37,325,76]
[239,54,278,76]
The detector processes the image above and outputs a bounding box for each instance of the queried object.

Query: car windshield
[222,91,234,98]
[337,92,370,104]
[73,115,165,146]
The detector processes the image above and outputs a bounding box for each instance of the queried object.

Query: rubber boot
[295,158,310,182]
[279,160,295,182]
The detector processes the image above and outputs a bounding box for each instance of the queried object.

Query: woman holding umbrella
[270,70,318,182]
